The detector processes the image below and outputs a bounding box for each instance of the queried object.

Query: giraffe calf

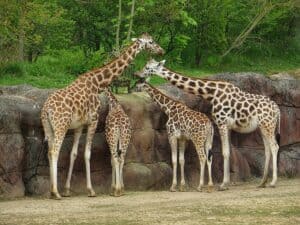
[104,89,132,196]
[136,80,214,192]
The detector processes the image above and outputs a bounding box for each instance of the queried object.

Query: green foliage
[0,63,24,77]
[0,0,299,89]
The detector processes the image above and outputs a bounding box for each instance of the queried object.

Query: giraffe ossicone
[135,59,281,190]
[41,34,164,199]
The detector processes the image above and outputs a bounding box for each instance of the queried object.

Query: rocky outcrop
[0,72,299,198]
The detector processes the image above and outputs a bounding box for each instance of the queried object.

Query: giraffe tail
[276,113,281,145]
[205,123,214,162]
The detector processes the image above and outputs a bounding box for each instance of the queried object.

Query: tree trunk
[18,0,26,62]
[126,0,135,41]
[222,0,275,58]
[116,0,122,53]
[195,44,201,66]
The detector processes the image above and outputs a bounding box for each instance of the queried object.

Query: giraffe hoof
[121,187,125,195]
[197,186,203,192]
[170,186,177,192]
[88,189,96,197]
[257,183,266,188]
[207,185,214,193]
[113,189,122,197]
[269,184,276,188]
[62,188,71,197]
[179,184,187,192]
[50,192,62,200]
[218,184,229,191]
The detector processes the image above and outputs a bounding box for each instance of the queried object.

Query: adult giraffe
[41,34,164,199]
[135,59,280,190]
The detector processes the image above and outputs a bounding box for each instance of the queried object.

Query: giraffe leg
[218,125,230,191]
[197,155,206,192]
[269,137,279,187]
[114,158,121,197]
[63,127,83,197]
[110,156,116,196]
[178,139,186,192]
[84,120,98,197]
[206,153,214,192]
[119,154,125,195]
[48,133,65,200]
[169,136,178,192]
[257,133,271,188]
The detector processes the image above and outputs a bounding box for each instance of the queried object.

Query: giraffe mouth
[134,71,143,78]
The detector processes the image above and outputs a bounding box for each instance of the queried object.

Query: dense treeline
[0,0,299,86]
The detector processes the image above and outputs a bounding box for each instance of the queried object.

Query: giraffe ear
[131,38,137,42]
[158,60,166,66]
[145,77,151,83]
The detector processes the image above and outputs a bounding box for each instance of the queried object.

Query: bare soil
[0,178,299,225]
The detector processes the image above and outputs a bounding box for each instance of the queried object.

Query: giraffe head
[134,59,166,78]
[132,33,165,55]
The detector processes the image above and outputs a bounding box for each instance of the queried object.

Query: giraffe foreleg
[178,139,186,192]
[258,133,271,188]
[218,125,230,191]
[84,120,98,197]
[169,136,178,192]
[63,127,83,197]
[197,152,206,192]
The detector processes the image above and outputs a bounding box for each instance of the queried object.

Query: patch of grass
[0,49,299,89]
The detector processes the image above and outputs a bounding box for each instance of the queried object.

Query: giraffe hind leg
[259,125,279,188]
[63,127,83,197]
[178,139,187,192]
[269,137,279,187]
[119,138,130,195]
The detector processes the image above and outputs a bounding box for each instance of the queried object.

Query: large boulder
[0,72,299,198]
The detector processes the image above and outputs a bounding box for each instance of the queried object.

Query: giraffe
[41,34,164,199]
[136,79,214,192]
[135,59,281,190]
[104,88,132,197]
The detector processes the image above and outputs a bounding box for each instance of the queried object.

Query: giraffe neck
[142,83,177,115]
[156,67,228,103]
[73,41,142,92]
[104,89,119,110]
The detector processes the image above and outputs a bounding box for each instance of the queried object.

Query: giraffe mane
[164,68,225,82]
[146,82,188,106]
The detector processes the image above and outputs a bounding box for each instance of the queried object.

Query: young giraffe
[41,34,164,199]
[104,88,132,197]
[136,79,214,192]
[135,59,281,190]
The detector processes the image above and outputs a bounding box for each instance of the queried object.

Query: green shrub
[0,63,24,77]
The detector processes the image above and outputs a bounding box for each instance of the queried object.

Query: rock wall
[0,73,299,198]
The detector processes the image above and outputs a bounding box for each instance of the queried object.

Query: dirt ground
[0,178,299,225]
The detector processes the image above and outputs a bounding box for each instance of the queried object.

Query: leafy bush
[0,63,24,77]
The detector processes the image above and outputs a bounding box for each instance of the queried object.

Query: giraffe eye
[146,67,149,70]
[149,41,153,44]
